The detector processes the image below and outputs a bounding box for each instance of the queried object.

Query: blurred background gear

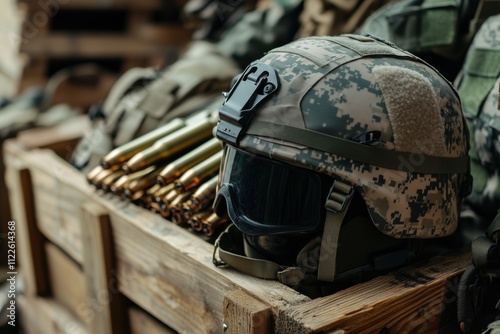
[183,0,258,41]
[357,0,500,81]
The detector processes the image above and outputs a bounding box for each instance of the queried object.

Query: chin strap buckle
[318,180,354,282]
[325,180,354,213]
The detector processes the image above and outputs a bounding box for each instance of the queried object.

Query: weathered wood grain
[107,203,309,334]
[45,242,87,322]
[129,307,177,334]
[18,295,88,334]
[4,157,49,296]
[277,251,469,334]
[81,201,128,334]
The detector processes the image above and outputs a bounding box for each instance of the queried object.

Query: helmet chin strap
[212,179,355,287]
[317,180,354,282]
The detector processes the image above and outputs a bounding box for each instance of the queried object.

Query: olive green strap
[471,211,500,268]
[317,180,353,282]
[213,225,306,287]
[245,120,469,174]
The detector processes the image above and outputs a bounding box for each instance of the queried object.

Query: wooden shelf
[18,0,176,11]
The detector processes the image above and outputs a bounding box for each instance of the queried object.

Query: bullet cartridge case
[190,174,219,212]
[174,151,222,193]
[123,118,216,174]
[100,118,185,169]
[157,137,221,186]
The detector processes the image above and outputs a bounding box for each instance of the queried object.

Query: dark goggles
[214,146,324,236]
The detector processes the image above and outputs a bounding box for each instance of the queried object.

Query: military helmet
[213,34,472,288]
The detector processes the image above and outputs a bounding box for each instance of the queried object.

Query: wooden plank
[277,251,470,334]
[19,0,165,10]
[4,154,49,296]
[81,201,128,334]
[0,142,13,265]
[18,295,88,334]
[4,138,94,264]
[20,34,186,58]
[29,153,90,263]
[107,203,310,334]
[16,114,91,150]
[132,24,194,44]
[45,242,87,322]
[129,307,177,334]
[224,289,272,334]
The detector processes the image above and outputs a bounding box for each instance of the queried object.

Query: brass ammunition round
[167,191,195,225]
[149,202,160,213]
[170,210,185,226]
[111,165,157,195]
[159,202,170,219]
[100,169,125,192]
[123,164,166,194]
[123,119,216,174]
[157,188,179,218]
[101,118,185,169]
[181,200,195,219]
[144,184,162,204]
[157,138,222,186]
[188,210,212,232]
[162,188,180,206]
[87,165,104,184]
[168,191,195,212]
[190,174,219,211]
[202,213,228,237]
[174,151,223,193]
[92,167,121,188]
[153,184,176,203]
[130,190,145,202]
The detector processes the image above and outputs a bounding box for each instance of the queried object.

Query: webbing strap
[317,181,353,282]
[471,211,500,268]
[213,224,306,287]
[214,225,281,279]
[457,210,500,332]
[245,120,469,174]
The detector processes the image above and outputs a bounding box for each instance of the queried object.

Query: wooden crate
[4,122,471,334]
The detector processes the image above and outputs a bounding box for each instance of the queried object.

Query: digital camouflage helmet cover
[213,34,472,293]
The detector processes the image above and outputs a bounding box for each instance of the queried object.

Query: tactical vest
[357,0,500,80]
[456,14,500,222]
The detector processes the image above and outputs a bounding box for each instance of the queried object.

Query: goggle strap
[317,182,354,282]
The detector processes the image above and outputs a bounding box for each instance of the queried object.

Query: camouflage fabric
[297,0,394,38]
[356,0,498,80]
[215,0,303,69]
[222,34,471,239]
[456,14,500,223]
[183,0,257,42]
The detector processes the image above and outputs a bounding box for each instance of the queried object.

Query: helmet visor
[214,146,323,236]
